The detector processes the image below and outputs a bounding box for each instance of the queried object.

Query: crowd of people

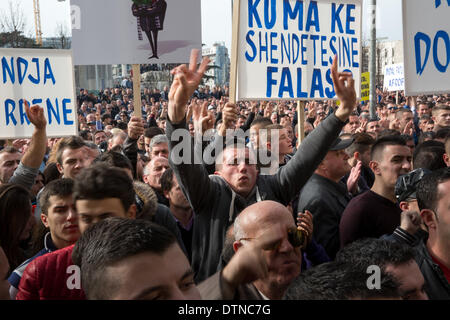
[1,49,450,300]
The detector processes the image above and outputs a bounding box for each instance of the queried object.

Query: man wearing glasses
[198,201,306,300]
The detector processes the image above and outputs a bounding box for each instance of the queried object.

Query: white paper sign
[0,48,77,139]
[236,0,362,100]
[402,0,450,95]
[71,0,202,65]
[383,63,404,92]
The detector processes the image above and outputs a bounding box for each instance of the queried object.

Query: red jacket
[16,244,86,300]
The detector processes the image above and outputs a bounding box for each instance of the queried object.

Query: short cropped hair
[250,117,272,129]
[73,163,135,213]
[416,167,450,213]
[413,145,446,171]
[432,104,450,117]
[72,218,176,300]
[335,238,416,270]
[346,133,375,157]
[39,178,74,214]
[149,134,168,151]
[284,260,400,300]
[160,167,174,193]
[93,151,133,172]
[55,136,86,165]
[0,146,20,156]
[371,135,407,162]
[144,127,164,139]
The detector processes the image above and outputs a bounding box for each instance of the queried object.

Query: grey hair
[233,213,247,241]
[84,142,101,152]
[149,134,168,151]
[143,156,168,177]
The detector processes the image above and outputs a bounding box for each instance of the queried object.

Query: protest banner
[0,48,77,139]
[71,0,202,66]
[233,0,362,101]
[360,71,369,101]
[402,0,450,95]
[383,63,404,92]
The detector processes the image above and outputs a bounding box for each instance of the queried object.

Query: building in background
[74,64,114,91]
[377,40,404,85]
[202,42,230,88]
[361,40,403,86]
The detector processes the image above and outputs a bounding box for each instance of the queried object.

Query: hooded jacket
[166,113,345,282]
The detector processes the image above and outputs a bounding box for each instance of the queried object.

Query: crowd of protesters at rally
[1,50,450,300]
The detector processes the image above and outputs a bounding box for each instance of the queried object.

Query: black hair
[336,238,416,270]
[0,184,32,270]
[160,167,174,193]
[73,163,135,213]
[93,151,133,172]
[284,260,400,300]
[412,145,446,171]
[416,167,450,213]
[56,136,86,165]
[346,133,375,156]
[371,135,407,162]
[39,178,74,214]
[72,217,176,300]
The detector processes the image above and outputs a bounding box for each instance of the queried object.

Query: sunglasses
[239,227,307,251]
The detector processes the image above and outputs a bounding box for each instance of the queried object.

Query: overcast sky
[0,0,403,49]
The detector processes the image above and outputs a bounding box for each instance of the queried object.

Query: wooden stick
[132,64,142,118]
[229,0,240,104]
[297,101,305,145]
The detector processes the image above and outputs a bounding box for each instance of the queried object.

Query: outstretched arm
[9,102,47,190]
[166,50,217,213]
[168,49,210,124]
[270,55,357,203]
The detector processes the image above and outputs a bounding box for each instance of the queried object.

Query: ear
[233,240,243,253]
[163,190,170,200]
[353,151,360,161]
[443,153,450,167]
[369,160,380,175]
[421,209,437,230]
[41,213,49,228]
[127,204,137,220]
[142,175,149,184]
[399,201,409,211]
[56,162,64,174]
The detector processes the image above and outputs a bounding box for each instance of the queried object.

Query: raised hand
[219,103,238,136]
[403,120,414,136]
[346,160,362,194]
[221,225,284,290]
[296,210,313,246]
[168,49,210,124]
[128,116,145,140]
[355,119,368,133]
[24,101,46,130]
[192,100,214,136]
[331,55,357,122]
[400,210,423,235]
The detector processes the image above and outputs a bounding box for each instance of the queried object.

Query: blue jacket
[8,232,57,299]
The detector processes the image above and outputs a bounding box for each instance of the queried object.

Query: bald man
[198,201,303,300]
[143,156,170,206]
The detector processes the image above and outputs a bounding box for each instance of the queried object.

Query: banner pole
[297,101,305,145]
[229,0,240,104]
[132,64,142,118]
